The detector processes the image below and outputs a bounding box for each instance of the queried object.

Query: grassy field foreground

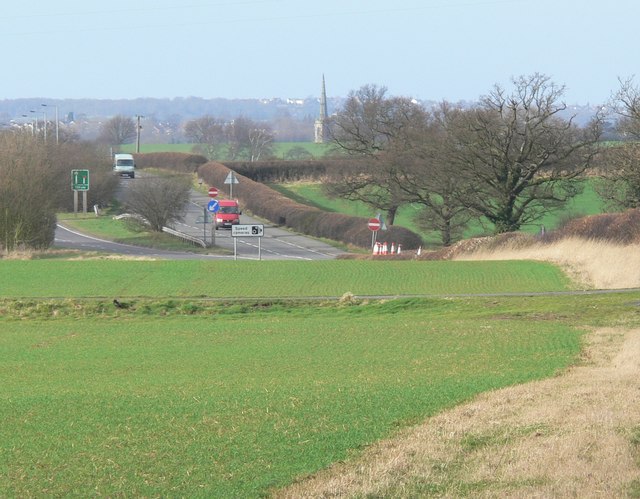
[0,259,571,299]
[2,259,638,497]
[2,292,621,498]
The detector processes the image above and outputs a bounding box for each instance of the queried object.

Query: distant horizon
[0,93,605,106]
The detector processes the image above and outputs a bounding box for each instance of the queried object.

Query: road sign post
[231,224,264,260]
[206,199,220,246]
[367,218,381,249]
[71,169,90,215]
[224,171,239,197]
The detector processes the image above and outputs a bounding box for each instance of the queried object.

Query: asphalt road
[55,176,346,261]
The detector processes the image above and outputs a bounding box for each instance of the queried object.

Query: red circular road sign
[208,187,219,198]
[367,218,381,231]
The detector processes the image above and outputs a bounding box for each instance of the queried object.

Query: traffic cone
[373,243,379,256]
[416,246,422,257]
[397,244,402,255]
[382,242,388,255]
[390,242,395,254]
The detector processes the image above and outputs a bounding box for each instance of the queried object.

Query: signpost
[205,199,220,246]
[231,224,264,260]
[224,171,239,197]
[367,217,381,249]
[71,169,90,215]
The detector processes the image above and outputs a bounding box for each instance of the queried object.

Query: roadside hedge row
[222,159,366,183]
[197,161,423,249]
[134,152,208,173]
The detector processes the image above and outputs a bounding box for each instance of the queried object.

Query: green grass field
[2,257,639,496]
[0,294,602,497]
[0,259,572,298]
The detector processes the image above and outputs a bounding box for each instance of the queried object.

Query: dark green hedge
[222,159,365,183]
[198,161,423,249]
[134,152,208,172]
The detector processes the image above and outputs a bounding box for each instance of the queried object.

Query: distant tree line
[324,74,611,245]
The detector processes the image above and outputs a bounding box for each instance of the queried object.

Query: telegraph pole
[135,115,144,153]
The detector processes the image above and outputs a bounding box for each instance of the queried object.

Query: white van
[113,153,136,178]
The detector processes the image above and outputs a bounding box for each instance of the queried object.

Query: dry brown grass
[454,237,640,290]
[274,328,640,498]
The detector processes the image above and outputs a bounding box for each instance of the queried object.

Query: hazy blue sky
[2,0,637,104]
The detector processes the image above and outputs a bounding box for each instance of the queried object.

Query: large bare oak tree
[447,74,603,233]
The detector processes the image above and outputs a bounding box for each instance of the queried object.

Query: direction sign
[231,224,264,237]
[367,218,381,231]
[207,199,220,213]
[208,187,219,197]
[72,169,90,191]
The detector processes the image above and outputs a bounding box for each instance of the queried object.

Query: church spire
[315,74,328,143]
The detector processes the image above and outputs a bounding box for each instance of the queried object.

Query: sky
[1,0,638,104]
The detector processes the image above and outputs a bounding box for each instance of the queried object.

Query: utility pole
[135,115,144,153]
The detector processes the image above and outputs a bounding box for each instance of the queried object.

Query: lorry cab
[215,200,241,229]
[113,153,136,178]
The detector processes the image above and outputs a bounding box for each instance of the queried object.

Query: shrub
[134,152,208,173]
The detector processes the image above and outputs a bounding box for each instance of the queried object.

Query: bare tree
[226,117,274,161]
[183,115,226,159]
[97,115,137,146]
[123,176,191,232]
[0,131,57,250]
[326,84,426,224]
[593,143,640,210]
[594,77,640,210]
[248,127,274,161]
[447,74,603,233]
[390,104,474,245]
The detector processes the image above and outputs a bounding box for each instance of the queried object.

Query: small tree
[594,77,640,210]
[0,131,57,250]
[227,117,274,161]
[183,115,226,159]
[97,115,137,146]
[123,176,191,232]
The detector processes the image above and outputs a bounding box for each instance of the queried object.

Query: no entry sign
[367,218,381,231]
[208,187,219,197]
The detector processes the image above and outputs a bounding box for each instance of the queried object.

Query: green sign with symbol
[72,169,90,191]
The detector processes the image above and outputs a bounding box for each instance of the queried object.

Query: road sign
[231,224,264,237]
[207,199,220,213]
[224,171,239,184]
[367,218,381,231]
[208,187,219,197]
[72,169,90,191]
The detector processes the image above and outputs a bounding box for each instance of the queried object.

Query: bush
[222,159,366,183]
[556,208,640,243]
[198,162,423,249]
[134,152,208,173]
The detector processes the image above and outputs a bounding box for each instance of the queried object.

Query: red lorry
[214,199,241,229]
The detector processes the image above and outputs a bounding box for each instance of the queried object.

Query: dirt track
[276,328,640,497]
